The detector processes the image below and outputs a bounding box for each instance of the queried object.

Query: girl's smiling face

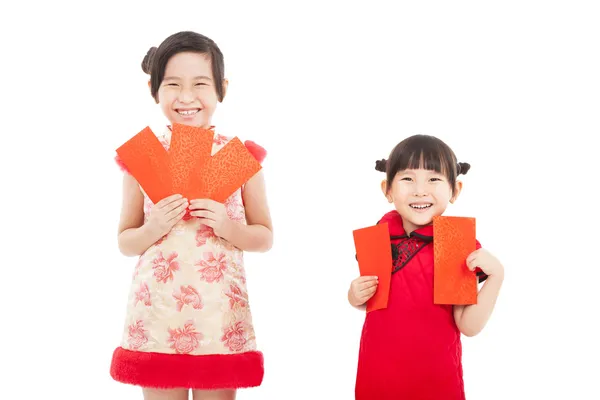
[383,166,462,234]
[156,51,227,128]
[378,135,468,235]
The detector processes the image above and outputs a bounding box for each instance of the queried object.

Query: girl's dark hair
[375,135,470,197]
[141,31,225,103]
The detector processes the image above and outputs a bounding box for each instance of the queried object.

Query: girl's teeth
[411,204,432,209]
[178,110,199,116]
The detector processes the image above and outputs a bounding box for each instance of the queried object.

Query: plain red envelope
[433,216,478,305]
[115,124,262,204]
[353,223,393,312]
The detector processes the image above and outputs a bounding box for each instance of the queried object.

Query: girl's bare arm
[220,171,273,252]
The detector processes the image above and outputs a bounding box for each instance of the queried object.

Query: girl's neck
[402,220,431,236]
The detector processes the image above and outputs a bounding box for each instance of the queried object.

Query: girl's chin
[403,210,436,226]
[407,217,434,227]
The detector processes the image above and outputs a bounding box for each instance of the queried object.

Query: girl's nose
[413,184,428,196]
[178,88,194,103]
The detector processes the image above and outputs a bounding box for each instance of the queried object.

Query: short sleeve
[114,154,130,174]
[475,240,488,283]
[244,140,267,164]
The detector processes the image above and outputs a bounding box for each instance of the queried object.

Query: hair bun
[141,46,158,74]
[457,162,471,175]
[375,159,387,172]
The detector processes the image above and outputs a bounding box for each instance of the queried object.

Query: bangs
[381,134,464,197]
[389,136,456,178]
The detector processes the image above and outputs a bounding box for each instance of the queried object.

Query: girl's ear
[381,180,393,203]
[148,80,159,104]
[450,180,463,203]
[221,78,229,102]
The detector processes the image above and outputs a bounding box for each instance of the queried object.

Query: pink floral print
[173,285,203,312]
[159,135,170,150]
[134,282,152,306]
[143,197,153,218]
[133,257,143,279]
[221,321,247,352]
[227,256,247,285]
[225,284,248,309]
[155,233,169,246]
[213,133,228,146]
[168,321,203,354]
[195,223,215,247]
[196,252,228,283]
[152,251,180,283]
[224,195,245,222]
[127,320,148,350]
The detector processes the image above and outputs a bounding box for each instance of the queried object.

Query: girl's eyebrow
[163,75,212,81]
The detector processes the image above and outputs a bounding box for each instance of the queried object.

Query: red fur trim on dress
[244,141,267,164]
[110,347,264,389]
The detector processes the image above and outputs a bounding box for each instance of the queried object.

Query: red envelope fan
[116,125,263,205]
[433,216,477,305]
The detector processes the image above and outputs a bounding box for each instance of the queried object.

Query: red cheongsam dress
[355,210,487,400]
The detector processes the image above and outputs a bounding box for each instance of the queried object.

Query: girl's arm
[453,272,504,337]
[220,170,273,252]
[117,174,169,256]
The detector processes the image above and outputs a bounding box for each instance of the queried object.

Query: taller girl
[110,31,273,400]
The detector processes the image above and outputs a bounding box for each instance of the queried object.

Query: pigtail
[141,47,158,74]
[457,162,471,176]
[375,159,387,172]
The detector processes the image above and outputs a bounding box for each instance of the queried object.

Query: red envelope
[115,126,172,203]
[168,124,214,197]
[353,223,393,312]
[197,137,263,203]
[115,124,262,204]
[433,216,478,305]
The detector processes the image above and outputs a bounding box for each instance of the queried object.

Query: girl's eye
[167,83,178,87]
[195,83,208,86]
[430,178,442,182]
[400,177,413,181]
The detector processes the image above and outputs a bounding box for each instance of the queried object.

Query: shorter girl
[349,135,504,400]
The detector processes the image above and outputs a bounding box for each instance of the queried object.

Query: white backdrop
[1,1,599,399]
